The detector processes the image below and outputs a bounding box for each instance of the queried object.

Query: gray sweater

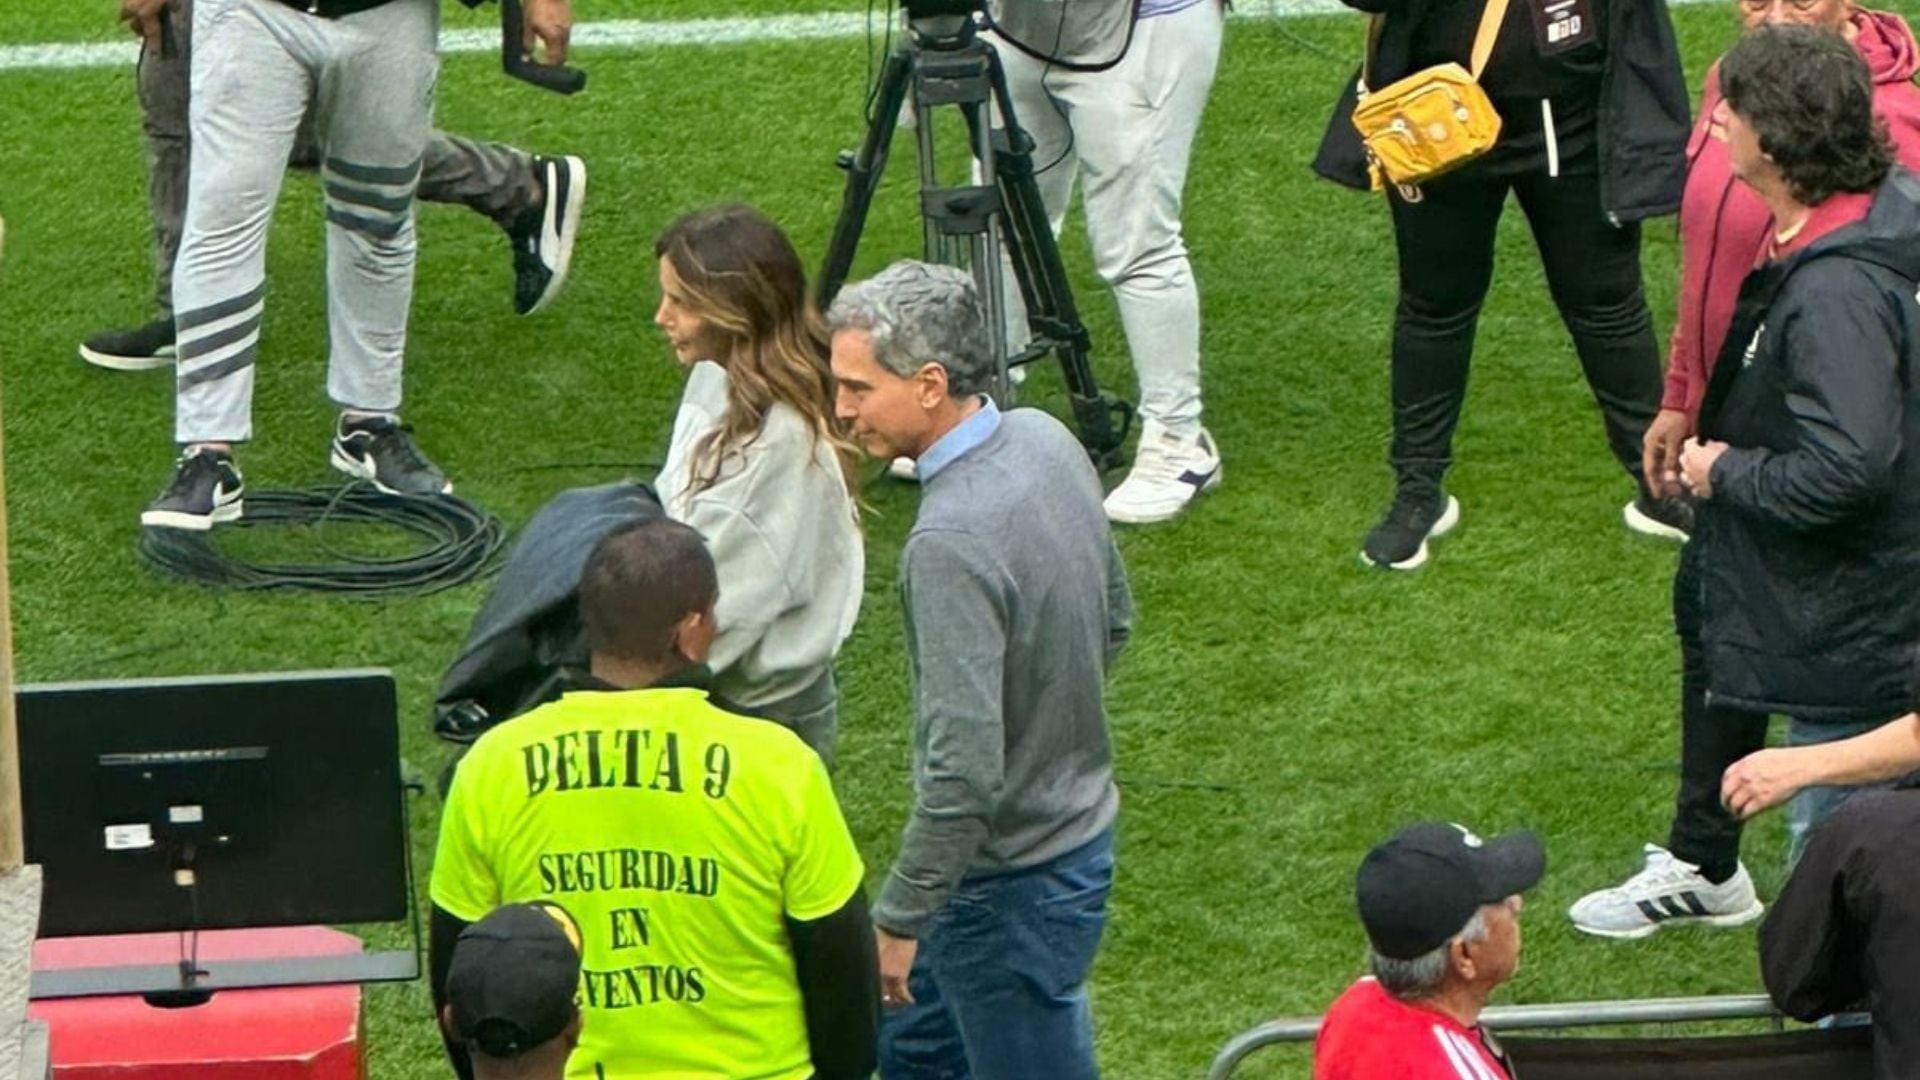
[874,407,1131,937]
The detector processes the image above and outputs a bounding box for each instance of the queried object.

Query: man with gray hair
[827,259,1132,1079]
[1314,821,1544,1080]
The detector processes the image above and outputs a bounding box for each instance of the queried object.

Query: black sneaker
[1361,485,1461,570]
[330,414,453,496]
[1624,492,1693,542]
[79,317,175,371]
[506,154,586,316]
[141,446,244,531]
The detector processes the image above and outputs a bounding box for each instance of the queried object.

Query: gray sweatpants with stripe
[140,0,540,321]
[174,0,438,443]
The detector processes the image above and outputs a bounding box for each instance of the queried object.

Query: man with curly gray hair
[828,260,1133,1079]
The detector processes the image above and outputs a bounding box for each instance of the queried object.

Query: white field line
[0,0,1713,74]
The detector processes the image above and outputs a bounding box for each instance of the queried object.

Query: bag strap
[1469,0,1514,80]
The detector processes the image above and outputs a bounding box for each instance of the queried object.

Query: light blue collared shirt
[915,397,1002,483]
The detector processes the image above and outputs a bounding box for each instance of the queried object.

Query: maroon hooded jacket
[1663,9,1920,416]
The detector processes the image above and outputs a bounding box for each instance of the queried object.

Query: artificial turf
[4,1,1914,1075]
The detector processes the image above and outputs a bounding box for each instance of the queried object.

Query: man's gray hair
[1369,910,1488,1000]
[825,260,995,397]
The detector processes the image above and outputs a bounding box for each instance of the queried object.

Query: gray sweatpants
[141,0,540,320]
[174,0,450,443]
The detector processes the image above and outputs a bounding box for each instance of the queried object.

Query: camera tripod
[817,8,1132,467]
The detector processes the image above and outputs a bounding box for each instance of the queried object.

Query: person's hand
[119,0,168,42]
[1722,748,1813,820]
[876,929,917,1010]
[522,0,573,64]
[1679,437,1729,499]
[1642,409,1692,498]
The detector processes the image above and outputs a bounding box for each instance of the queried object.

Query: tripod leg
[985,54,1131,462]
[817,49,914,310]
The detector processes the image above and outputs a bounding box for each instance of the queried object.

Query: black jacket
[1695,171,1920,721]
[1760,783,1920,1080]
[1311,0,1690,222]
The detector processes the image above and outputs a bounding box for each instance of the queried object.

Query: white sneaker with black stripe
[1567,843,1763,939]
[1103,419,1221,524]
[507,154,586,316]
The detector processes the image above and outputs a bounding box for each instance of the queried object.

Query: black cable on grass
[136,484,506,598]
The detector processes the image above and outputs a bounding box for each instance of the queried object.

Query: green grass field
[4,2,1912,1075]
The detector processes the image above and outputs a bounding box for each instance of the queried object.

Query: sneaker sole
[141,499,244,532]
[79,343,175,372]
[1361,494,1461,571]
[1571,898,1765,940]
[330,445,454,497]
[1104,463,1222,525]
[1623,499,1690,542]
[524,156,586,316]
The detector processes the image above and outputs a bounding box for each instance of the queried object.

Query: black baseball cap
[447,902,584,1058]
[1355,821,1546,960]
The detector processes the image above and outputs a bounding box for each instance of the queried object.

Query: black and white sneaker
[1361,483,1461,570]
[330,414,453,496]
[1624,491,1693,542]
[507,154,586,316]
[79,317,176,372]
[141,446,244,531]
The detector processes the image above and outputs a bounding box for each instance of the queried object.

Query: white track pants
[173,0,437,443]
[992,1,1222,438]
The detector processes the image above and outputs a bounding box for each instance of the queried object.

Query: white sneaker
[1568,843,1764,939]
[1103,421,1221,524]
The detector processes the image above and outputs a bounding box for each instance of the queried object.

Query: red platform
[28,926,365,1080]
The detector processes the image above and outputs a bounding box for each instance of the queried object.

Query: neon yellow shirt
[431,687,863,1080]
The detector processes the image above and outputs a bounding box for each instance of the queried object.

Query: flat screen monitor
[17,669,408,938]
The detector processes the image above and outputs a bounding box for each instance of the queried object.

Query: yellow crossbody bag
[1350,0,1511,197]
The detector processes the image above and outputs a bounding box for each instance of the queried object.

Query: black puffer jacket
[1311,0,1690,222]
[1694,170,1920,721]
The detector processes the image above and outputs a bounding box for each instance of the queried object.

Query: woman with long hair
[652,204,863,762]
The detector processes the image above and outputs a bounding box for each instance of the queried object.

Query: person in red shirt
[1571,0,1920,942]
[1315,821,1545,1080]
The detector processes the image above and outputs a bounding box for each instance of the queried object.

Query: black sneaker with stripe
[330,414,452,496]
[141,446,245,531]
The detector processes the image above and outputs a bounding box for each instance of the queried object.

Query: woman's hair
[1720,25,1893,206]
[653,205,859,498]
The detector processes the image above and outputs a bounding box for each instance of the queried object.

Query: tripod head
[903,0,986,49]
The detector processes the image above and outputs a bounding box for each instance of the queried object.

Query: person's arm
[786,890,880,1080]
[429,905,477,1080]
[1707,275,1905,528]
[679,494,797,678]
[1759,806,1869,1019]
[1722,713,1920,820]
[1104,535,1132,671]
[873,529,1009,939]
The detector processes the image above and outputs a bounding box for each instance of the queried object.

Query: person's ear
[1450,937,1478,982]
[673,604,717,665]
[916,362,951,408]
[563,1007,584,1050]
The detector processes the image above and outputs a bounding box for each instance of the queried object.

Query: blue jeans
[879,828,1114,1080]
[1785,716,1898,867]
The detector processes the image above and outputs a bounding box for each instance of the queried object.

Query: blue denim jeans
[1785,716,1899,867]
[878,828,1114,1080]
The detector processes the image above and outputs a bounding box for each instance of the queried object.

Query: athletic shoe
[1361,484,1460,570]
[1567,843,1764,940]
[140,446,244,531]
[78,317,175,371]
[329,414,453,496]
[507,154,586,316]
[1624,492,1693,542]
[888,456,918,481]
[1103,421,1222,524]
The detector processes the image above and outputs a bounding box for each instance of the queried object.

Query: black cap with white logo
[1355,821,1546,960]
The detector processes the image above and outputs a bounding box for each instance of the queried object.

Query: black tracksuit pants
[1666,539,1770,880]
[1386,160,1662,485]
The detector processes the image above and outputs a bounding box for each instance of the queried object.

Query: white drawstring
[1542,98,1560,178]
